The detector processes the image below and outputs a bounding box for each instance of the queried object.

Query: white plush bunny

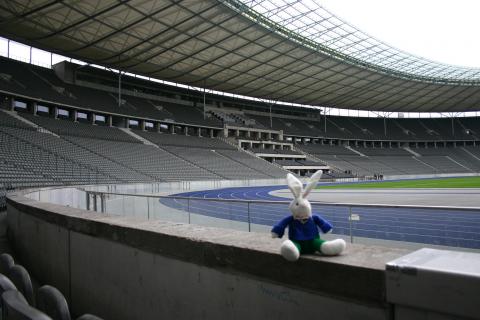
[271,171,346,261]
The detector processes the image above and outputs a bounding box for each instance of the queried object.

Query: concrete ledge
[7,190,410,319]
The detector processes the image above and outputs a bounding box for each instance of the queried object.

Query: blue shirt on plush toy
[271,215,332,241]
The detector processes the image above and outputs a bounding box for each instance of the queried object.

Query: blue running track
[160,186,480,249]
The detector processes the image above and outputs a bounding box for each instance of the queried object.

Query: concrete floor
[272,188,480,208]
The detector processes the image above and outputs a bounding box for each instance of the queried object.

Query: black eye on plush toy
[271,171,346,262]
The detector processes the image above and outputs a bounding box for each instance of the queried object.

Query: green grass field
[317,176,480,189]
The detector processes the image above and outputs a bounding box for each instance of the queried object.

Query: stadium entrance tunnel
[5,185,480,320]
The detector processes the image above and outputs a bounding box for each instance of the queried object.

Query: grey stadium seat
[1,290,51,320]
[8,266,34,306]
[0,273,17,316]
[36,286,70,320]
[0,254,14,275]
[0,274,16,294]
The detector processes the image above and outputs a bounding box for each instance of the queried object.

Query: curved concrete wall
[7,189,411,320]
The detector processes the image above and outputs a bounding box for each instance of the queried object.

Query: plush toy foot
[280,240,300,261]
[320,239,346,256]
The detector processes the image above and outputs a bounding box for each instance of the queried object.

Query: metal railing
[82,190,480,250]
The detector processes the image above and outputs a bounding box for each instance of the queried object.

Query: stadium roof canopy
[1,0,480,112]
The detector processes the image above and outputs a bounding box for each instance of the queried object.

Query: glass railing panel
[188,199,250,232]
[152,197,189,223]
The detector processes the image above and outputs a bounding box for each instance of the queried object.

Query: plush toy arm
[271,216,294,238]
[313,215,333,234]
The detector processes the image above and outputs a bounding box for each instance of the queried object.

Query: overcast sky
[320,0,480,68]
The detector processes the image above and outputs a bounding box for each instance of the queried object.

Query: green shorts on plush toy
[292,236,326,254]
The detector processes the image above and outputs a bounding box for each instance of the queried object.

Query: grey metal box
[386,248,480,319]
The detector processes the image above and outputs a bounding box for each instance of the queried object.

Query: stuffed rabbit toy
[271,171,346,261]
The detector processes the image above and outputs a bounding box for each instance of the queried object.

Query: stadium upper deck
[0,56,479,143]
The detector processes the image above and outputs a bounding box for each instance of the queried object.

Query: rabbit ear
[286,173,303,199]
[303,170,322,198]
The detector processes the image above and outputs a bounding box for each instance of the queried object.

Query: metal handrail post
[247,202,251,232]
[101,194,106,213]
[86,191,90,211]
[187,197,191,224]
[349,206,353,244]
[147,197,150,220]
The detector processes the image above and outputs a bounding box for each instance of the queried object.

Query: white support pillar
[107,115,113,127]
[170,124,175,134]
[72,110,78,122]
[53,106,59,119]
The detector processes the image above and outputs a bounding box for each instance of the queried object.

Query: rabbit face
[286,171,322,220]
[289,197,312,220]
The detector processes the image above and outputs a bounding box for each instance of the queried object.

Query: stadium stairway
[118,128,159,147]
[446,156,475,172]
[215,136,288,177]
[412,157,438,171]
[0,110,59,137]
[241,147,287,173]
[345,145,366,156]
[462,147,480,161]
[404,147,422,157]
